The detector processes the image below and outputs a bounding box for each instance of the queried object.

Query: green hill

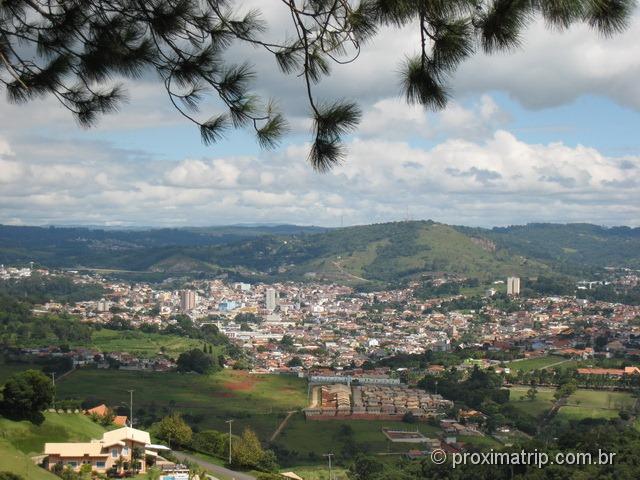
[0,412,108,478]
[1,221,638,285]
[247,221,553,284]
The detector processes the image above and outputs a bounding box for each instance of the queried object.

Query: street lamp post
[126,390,134,428]
[50,372,56,410]
[323,453,334,480]
[225,419,234,465]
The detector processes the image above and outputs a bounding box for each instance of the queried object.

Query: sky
[0,3,639,228]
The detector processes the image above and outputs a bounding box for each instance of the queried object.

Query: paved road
[174,451,256,480]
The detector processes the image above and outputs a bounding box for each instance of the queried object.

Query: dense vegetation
[467,223,640,273]
[348,419,640,479]
[1,222,637,284]
[0,275,105,304]
[0,293,237,368]
[0,370,53,422]
[0,295,92,348]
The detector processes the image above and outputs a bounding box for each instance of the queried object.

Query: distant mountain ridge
[0,222,637,284]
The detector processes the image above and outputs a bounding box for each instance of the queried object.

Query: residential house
[44,427,160,474]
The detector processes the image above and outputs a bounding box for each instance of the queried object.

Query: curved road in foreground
[174,451,256,480]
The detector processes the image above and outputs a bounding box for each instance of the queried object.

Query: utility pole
[50,372,56,410]
[225,419,234,465]
[323,453,334,480]
[127,390,134,428]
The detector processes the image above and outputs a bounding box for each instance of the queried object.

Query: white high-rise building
[179,290,197,311]
[265,288,278,311]
[507,277,521,296]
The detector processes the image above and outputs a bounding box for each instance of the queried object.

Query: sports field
[507,355,574,372]
[555,389,637,422]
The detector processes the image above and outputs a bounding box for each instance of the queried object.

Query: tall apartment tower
[507,277,521,296]
[179,290,197,311]
[265,288,278,311]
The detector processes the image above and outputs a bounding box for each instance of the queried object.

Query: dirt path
[269,410,297,442]
[540,396,567,428]
[330,261,369,283]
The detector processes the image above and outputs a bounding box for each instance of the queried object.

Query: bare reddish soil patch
[212,391,236,398]
[223,372,259,392]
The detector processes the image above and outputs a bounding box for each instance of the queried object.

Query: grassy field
[0,361,42,384]
[0,412,108,456]
[458,435,503,449]
[565,389,637,410]
[508,386,556,418]
[57,368,308,439]
[283,465,350,480]
[0,412,108,479]
[554,389,637,423]
[272,414,441,465]
[507,355,572,372]
[0,439,58,479]
[72,329,207,357]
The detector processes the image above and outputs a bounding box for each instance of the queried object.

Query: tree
[131,446,144,474]
[79,464,92,479]
[286,356,303,367]
[155,413,193,448]
[525,386,538,401]
[114,456,126,474]
[146,467,161,480]
[402,411,417,424]
[350,454,384,479]
[176,348,216,374]
[0,369,53,421]
[232,428,267,469]
[0,473,25,480]
[0,1,632,171]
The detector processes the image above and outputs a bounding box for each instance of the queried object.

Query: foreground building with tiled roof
[43,426,164,474]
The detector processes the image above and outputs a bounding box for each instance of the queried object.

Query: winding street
[174,451,256,480]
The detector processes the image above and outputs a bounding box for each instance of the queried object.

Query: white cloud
[358,94,509,141]
[0,129,637,227]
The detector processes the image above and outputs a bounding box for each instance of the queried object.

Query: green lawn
[507,355,570,372]
[556,406,621,421]
[57,368,308,440]
[554,389,637,423]
[565,389,636,410]
[508,386,556,418]
[74,329,207,357]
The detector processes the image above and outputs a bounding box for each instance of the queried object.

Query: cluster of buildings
[0,263,35,279]
[305,382,452,419]
[15,267,640,377]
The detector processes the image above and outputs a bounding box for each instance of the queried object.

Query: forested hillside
[0,222,637,285]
